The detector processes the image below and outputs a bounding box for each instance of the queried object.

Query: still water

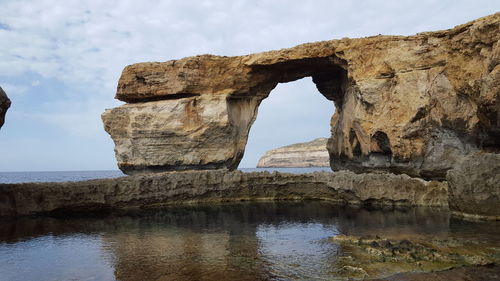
[1,201,499,281]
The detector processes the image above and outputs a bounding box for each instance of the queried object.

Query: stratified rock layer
[0,86,11,130]
[0,170,447,216]
[447,153,500,220]
[257,138,329,168]
[103,13,500,178]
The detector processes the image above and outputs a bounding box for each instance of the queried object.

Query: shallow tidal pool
[1,201,499,281]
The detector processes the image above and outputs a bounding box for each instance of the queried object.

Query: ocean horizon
[0,167,332,184]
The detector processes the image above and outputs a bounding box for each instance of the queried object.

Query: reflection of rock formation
[0,202,470,280]
[103,207,267,281]
[0,86,11,130]
[103,13,499,179]
[257,138,330,168]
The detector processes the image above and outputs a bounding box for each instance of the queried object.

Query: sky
[0,0,498,171]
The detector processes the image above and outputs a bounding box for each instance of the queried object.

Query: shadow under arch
[227,55,349,169]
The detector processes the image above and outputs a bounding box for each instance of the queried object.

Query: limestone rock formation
[102,13,500,178]
[257,138,330,167]
[0,87,11,130]
[447,153,500,220]
[332,235,499,279]
[0,170,447,216]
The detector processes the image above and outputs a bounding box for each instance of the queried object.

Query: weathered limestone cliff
[102,13,500,179]
[0,170,447,216]
[447,153,500,220]
[257,138,329,167]
[0,86,11,130]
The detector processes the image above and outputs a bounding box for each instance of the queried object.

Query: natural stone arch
[103,54,348,174]
[103,13,500,179]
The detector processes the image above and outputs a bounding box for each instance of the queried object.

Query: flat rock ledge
[0,170,447,217]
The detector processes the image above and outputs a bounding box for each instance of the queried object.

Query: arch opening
[236,64,348,169]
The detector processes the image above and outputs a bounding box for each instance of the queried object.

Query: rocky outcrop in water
[370,265,500,281]
[102,13,500,178]
[0,86,11,130]
[0,170,447,216]
[447,153,500,220]
[257,138,329,168]
[332,234,499,279]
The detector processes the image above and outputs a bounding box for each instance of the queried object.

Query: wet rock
[257,138,330,168]
[0,86,11,130]
[340,265,368,278]
[0,170,447,216]
[370,264,500,281]
[331,234,499,279]
[447,153,500,220]
[103,13,500,178]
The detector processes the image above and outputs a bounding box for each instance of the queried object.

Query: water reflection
[1,201,498,281]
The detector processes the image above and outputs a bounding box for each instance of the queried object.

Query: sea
[0,167,332,184]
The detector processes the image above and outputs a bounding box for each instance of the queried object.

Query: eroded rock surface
[331,234,500,280]
[447,153,500,220]
[0,86,11,130]
[370,265,500,281]
[257,138,329,168]
[0,170,447,216]
[103,13,500,178]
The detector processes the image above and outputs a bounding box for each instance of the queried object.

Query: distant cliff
[257,138,330,168]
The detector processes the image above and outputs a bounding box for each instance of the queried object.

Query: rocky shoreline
[0,170,447,217]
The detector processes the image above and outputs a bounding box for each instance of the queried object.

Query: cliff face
[0,87,11,130]
[102,13,500,179]
[447,153,500,220]
[257,138,329,168]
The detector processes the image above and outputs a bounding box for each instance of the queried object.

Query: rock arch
[102,13,500,179]
[102,54,348,174]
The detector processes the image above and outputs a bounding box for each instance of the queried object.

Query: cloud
[0,0,498,170]
[33,98,123,137]
[0,83,28,97]
[1,0,498,91]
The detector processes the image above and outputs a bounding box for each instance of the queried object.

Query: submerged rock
[331,234,500,279]
[0,170,447,216]
[370,265,500,281]
[257,138,330,168]
[102,13,500,178]
[0,86,11,130]
[447,153,500,220]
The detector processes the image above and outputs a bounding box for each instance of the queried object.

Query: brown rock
[0,170,447,216]
[447,153,500,220]
[103,13,500,178]
[257,138,330,168]
[0,86,11,130]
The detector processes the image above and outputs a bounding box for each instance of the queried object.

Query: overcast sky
[0,0,498,171]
